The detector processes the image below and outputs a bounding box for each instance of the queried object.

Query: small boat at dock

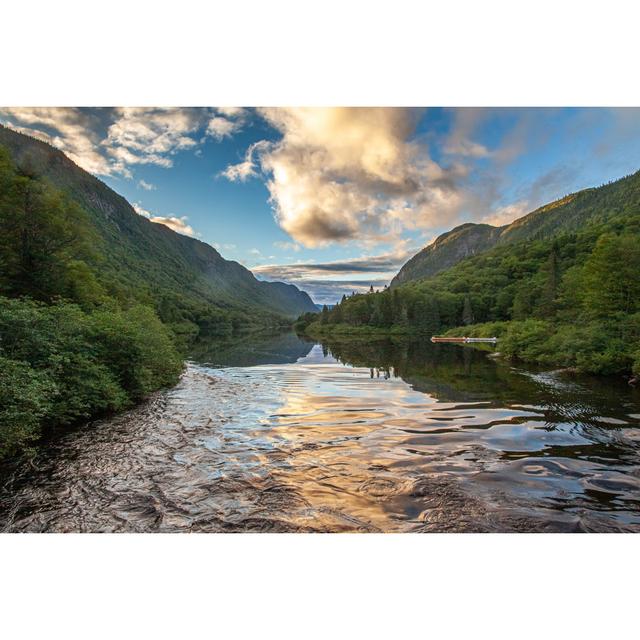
[431,336,498,344]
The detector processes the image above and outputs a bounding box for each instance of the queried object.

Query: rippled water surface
[2,333,640,532]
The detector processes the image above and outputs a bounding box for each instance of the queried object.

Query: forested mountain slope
[301,168,640,377]
[0,125,316,321]
[392,170,640,286]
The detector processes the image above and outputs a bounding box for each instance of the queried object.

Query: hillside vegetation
[0,125,316,339]
[299,170,640,377]
[391,171,640,286]
[0,128,313,460]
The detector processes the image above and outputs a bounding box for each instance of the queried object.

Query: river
[1,332,639,532]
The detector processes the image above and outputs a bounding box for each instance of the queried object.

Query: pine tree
[462,295,474,326]
[538,242,560,317]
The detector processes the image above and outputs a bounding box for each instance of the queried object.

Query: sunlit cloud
[481,201,529,227]
[138,179,156,191]
[104,107,203,172]
[0,106,248,180]
[0,107,115,175]
[221,107,468,248]
[132,202,197,237]
[206,117,238,140]
[219,139,269,182]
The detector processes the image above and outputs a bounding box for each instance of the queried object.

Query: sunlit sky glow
[2,107,639,303]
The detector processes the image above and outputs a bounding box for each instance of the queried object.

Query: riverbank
[301,318,640,380]
[0,297,185,462]
[3,335,639,532]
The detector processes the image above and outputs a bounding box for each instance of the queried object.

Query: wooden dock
[431,336,498,344]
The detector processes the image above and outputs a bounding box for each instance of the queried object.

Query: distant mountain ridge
[391,171,640,286]
[0,125,317,317]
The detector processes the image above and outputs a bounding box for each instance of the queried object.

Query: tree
[538,243,560,316]
[0,150,96,302]
[462,295,474,325]
[582,234,640,318]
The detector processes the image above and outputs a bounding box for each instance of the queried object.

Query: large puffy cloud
[223,107,466,248]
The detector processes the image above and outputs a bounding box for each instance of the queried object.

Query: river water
[2,332,639,532]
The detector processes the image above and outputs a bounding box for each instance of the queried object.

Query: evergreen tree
[462,295,474,325]
[538,242,560,316]
[0,151,96,302]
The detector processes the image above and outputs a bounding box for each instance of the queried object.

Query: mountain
[0,125,317,318]
[304,167,640,376]
[391,170,640,286]
[391,223,501,287]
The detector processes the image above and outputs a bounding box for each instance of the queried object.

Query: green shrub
[0,357,54,458]
[0,297,183,459]
[89,305,183,401]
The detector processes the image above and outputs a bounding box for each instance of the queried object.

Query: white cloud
[212,242,237,254]
[138,179,156,191]
[443,108,491,158]
[206,116,238,141]
[221,108,467,248]
[0,107,116,176]
[0,107,216,178]
[273,240,302,252]
[219,139,269,182]
[216,107,248,118]
[132,202,196,237]
[205,107,248,141]
[481,201,529,227]
[104,107,204,171]
[149,215,196,237]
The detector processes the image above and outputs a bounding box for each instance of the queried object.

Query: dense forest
[298,171,640,378]
[0,135,307,460]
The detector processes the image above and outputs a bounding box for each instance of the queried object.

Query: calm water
[2,332,640,532]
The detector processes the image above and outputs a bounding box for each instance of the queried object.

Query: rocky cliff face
[391,223,501,286]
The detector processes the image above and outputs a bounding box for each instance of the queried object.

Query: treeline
[0,145,188,458]
[0,299,181,458]
[0,144,265,460]
[299,208,640,376]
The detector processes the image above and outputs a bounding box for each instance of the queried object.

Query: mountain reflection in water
[2,333,639,532]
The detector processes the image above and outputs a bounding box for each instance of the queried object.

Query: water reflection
[189,331,314,367]
[1,333,639,532]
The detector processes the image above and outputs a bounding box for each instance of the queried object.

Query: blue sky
[1,107,639,303]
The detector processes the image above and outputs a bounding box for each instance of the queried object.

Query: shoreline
[300,323,639,384]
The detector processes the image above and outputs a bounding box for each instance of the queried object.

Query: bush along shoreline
[0,144,292,462]
[0,297,184,460]
[297,313,640,379]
